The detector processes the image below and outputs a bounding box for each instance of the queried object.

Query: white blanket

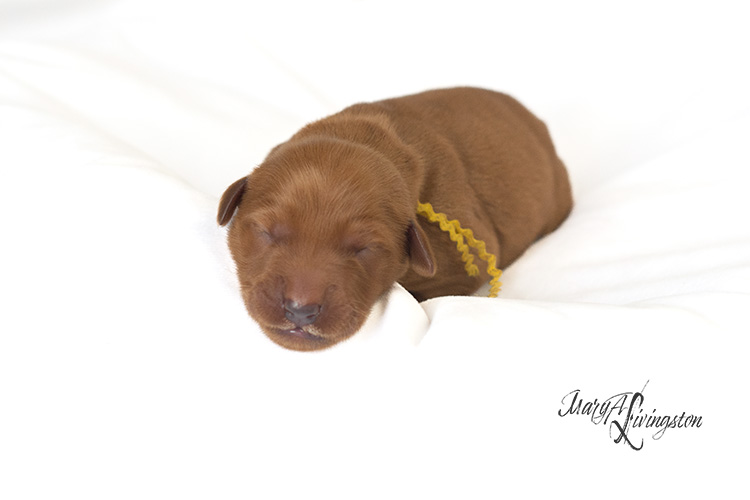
[1,0,748,498]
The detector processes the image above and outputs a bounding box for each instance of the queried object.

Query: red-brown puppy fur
[218,87,572,351]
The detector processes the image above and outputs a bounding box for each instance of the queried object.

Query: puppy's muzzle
[284,300,321,328]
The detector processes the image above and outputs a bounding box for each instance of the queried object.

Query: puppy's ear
[217,177,248,226]
[406,220,436,277]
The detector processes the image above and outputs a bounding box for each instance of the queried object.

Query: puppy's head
[218,139,435,351]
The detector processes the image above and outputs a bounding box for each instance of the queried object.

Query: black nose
[284,300,321,327]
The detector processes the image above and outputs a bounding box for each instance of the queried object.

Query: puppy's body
[219,87,572,350]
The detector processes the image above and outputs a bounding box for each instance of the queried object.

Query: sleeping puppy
[218,87,572,351]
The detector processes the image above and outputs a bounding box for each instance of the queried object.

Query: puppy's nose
[284,300,321,327]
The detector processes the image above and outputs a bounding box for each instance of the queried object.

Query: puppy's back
[377,87,573,267]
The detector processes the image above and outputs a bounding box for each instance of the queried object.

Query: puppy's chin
[261,325,356,352]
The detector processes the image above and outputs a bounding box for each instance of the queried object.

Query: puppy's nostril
[283,300,321,327]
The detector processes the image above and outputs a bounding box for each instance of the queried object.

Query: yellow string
[416,202,503,298]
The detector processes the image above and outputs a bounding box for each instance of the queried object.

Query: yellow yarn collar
[416,202,502,298]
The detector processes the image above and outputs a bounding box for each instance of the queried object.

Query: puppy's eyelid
[341,229,387,257]
[352,243,384,259]
[252,220,292,244]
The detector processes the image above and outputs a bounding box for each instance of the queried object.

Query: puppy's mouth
[278,327,323,341]
[263,325,338,351]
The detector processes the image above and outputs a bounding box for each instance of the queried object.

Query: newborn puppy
[218,87,572,351]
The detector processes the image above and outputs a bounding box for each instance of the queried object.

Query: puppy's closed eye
[252,221,291,246]
[350,245,381,265]
[341,232,383,261]
[353,245,373,257]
